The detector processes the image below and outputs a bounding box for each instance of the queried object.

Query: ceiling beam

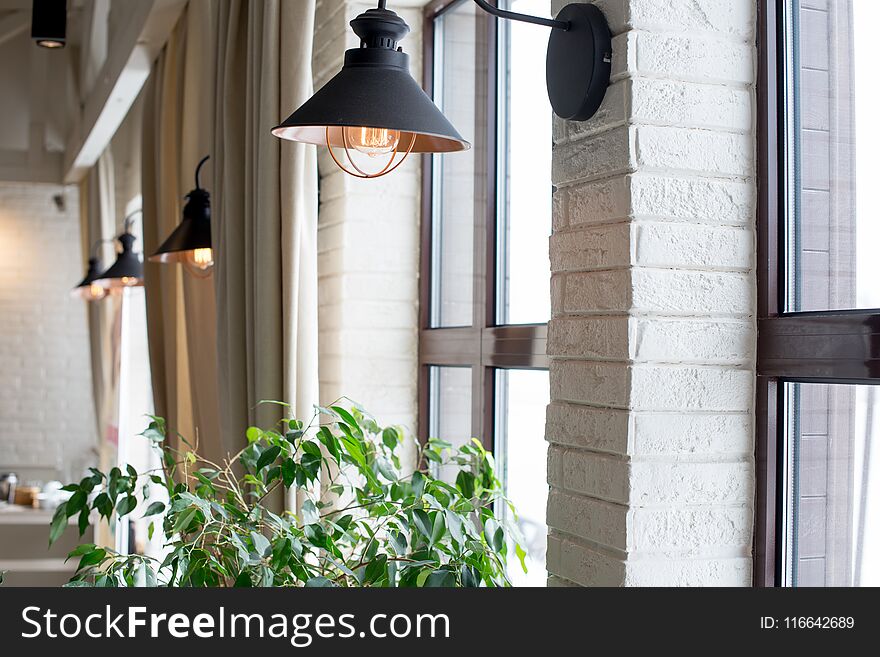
[62,0,186,183]
[0,9,28,48]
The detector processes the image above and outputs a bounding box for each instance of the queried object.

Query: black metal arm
[123,209,143,234]
[472,0,569,30]
[194,155,210,190]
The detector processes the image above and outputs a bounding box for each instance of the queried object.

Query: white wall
[0,183,97,484]
[546,0,757,586]
[314,0,423,440]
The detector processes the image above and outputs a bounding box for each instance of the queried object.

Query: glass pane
[431,2,479,327]
[783,382,880,586]
[429,366,473,482]
[783,0,880,311]
[496,369,549,586]
[497,0,552,325]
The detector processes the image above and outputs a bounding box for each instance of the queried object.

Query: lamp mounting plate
[546,3,612,121]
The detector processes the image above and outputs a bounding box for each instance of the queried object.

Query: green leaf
[515,543,529,574]
[172,507,198,535]
[143,502,165,517]
[256,445,281,471]
[302,499,319,525]
[246,427,261,444]
[425,569,457,587]
[305,576,333,588]
[445,509,464,545]
[330,406,361,436]
[233,571,252,587]
[251,531,271,558]
[389,530,407,555]
[66,543,96,561]
[281,458,296,487]
[364,554,388,585]
[430,512,446,546]
[455,471,475,498]
[49,503,68,546]
[93,493,112,518]
[491,526,505,554]
[66,490,87,517]
[317,426,341,463]
[116,495,137,517]
[78,509,90,535]
[147,521,155,541]
[382,426,401,450]
[411,471,425,499]
[412,509,432,540]
[76,548,107,572]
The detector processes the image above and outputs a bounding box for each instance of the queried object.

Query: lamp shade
[149,188,212,265]
[31,0,66,48]
[272,6,469,155]
[96,233,144,289]
[71,257,107,301]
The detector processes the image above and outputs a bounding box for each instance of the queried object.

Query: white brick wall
[0,183,97,483]
[547,0,756,587]
[314,0,422,443]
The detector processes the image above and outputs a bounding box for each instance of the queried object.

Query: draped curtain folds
[138,0,319,506]
[142,1,222,464]
[213,1,319,480]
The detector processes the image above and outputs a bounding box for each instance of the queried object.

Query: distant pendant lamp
[272,1,611,179]
[149,155,214,278]
[71,240,114,302]
[31,0,67,49]
[95,210,145,290]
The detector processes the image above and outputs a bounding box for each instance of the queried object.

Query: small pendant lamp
[96,210,145,290]
[71,240,112,302]
[272,0,470,179]
[149,155,214,278]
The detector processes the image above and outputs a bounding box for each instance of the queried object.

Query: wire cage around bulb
[324,126,417,179]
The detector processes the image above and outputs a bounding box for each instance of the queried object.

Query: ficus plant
[49,401,527,587]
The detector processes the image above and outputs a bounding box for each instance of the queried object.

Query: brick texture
[547,0,756,586]
[314,0,421,449]
[0,183,96,483]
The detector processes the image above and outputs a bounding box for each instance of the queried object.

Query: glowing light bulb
[186,248,214,271]
[121,277,139,287]
[88,283,105,300]
[345,126,400,157]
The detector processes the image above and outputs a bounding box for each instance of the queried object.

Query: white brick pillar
[313,0,423,440]
[546,0,757,586]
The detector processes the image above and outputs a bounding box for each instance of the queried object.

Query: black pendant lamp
[149,155,213,277]
[71,240,111,302]
[31,0,67,49]
[272,0,470,179]
[272,1,611,179]
[96,211,145,290]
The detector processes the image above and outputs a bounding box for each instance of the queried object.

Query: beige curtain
[79,152,124,549]
[79,152,124,462]
[213,0,319,464]
[142,1,222,463]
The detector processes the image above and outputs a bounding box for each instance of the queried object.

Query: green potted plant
[49,402,527,587]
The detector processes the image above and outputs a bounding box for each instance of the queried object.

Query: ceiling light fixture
[95,210,145,290]
[71,240,113,302]
[272,1,611,178]
[149,155,214,278]
[31,0,67,49]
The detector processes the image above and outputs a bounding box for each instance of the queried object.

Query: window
[757,0,880,587]
[421,0,551,585]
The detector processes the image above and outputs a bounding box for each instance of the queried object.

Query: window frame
[418,0,549,451]
[756,0,880,586]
